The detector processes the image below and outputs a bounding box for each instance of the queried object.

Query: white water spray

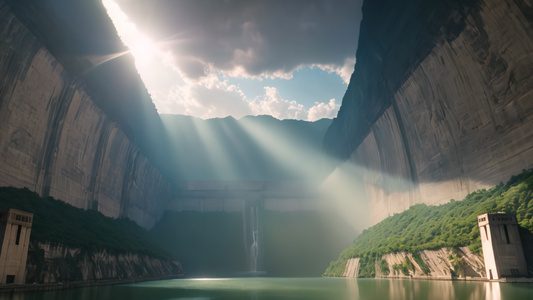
[250,206,259,272]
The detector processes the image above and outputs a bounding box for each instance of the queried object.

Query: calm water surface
[1,278,532,300]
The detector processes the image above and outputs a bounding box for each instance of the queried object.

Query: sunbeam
[238,118,327,181]
[102,0,169,78]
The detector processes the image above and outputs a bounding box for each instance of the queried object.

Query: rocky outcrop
[0,2,170,228]
[343,258,360,278]
[345,247,485,279]
[324,0,533,223]
[25,242,183,284]
[380,248,485,279]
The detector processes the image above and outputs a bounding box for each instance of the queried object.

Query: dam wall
[324,0,533,224]
[0,2,170,228]
[167,181,322,213]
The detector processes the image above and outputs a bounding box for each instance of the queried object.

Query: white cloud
[250,87,309,120]
[308,99,340,121]
[116,0,362,80]
[105,0,348,121]
[156,78,340,121]
[315,57,356,84]
[152,73,252,119]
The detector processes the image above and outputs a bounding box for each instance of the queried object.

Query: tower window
[15,225,22,245]
[6,275,15,284]
[503,224,510,244]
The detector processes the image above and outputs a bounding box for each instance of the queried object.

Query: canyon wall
[324,0,533,223]
[0,2,170,228]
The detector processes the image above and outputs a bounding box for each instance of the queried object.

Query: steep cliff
[324,0,533,223]
[0,1,171,228]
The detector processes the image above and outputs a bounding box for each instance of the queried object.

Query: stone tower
[477,213,527,280]
[0,209,33,284]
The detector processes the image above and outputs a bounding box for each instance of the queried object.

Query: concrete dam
[166,180,325,274]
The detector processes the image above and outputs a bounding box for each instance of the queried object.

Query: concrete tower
[0,209,33,284]
[477,213,527,280]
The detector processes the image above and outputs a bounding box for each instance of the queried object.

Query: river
[0,278,532,300]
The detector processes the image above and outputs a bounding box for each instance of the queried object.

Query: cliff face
[0,2,170,228]
[342,247,485,279]
[25,242,183,283]
[324,0,533,223]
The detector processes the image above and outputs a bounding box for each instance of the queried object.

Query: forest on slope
[0,187,170,258]
[324,169,533,277]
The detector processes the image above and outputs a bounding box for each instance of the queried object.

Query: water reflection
[0,278,531,300]
[486,282,501,300]
[346,279,508,300]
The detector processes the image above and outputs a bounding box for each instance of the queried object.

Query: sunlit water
[1,278,533,300]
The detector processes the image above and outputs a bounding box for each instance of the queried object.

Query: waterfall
[250,206,259,272]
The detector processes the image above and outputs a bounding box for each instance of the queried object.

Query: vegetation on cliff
[324,169,533,277]
[0,187,170,258]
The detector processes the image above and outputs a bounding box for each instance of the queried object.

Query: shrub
[0,187,170,258]
[379,259,390,275]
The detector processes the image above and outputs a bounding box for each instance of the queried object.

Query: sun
[130,36,158,67]
[102,0,159,67]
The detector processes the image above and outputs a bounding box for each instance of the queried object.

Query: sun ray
[102,0,160,69]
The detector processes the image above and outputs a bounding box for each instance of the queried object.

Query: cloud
[155,79,339,121]
[115,0,362,80]
[105,0,350,120]
[308,99,340,121]
[250,87,308,120]
[315,57,356,84]
[153,74,252,119]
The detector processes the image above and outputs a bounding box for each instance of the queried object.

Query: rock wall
[324,0,533,223]
[345,247,485,279]
[25,242,183,284]
[343,258,360,278]
[0,2,170,228]
[378,248,485,279]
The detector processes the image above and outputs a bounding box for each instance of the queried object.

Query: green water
[1,278,532,300]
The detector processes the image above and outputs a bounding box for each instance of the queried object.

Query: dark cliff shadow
[519,226,533,277]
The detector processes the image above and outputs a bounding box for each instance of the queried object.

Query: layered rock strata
[0,2,170,228]
[343,247,485,279]
[325,0,533,223]
[25,242,183,284]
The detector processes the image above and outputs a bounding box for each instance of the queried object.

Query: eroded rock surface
[0,2,170,228]
[325,0,533,223]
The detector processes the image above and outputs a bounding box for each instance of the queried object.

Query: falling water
[250,206,259,272]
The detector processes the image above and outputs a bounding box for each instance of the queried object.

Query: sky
[102,0,362,121]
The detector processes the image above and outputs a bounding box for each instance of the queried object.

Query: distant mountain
[161,114,332,181]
